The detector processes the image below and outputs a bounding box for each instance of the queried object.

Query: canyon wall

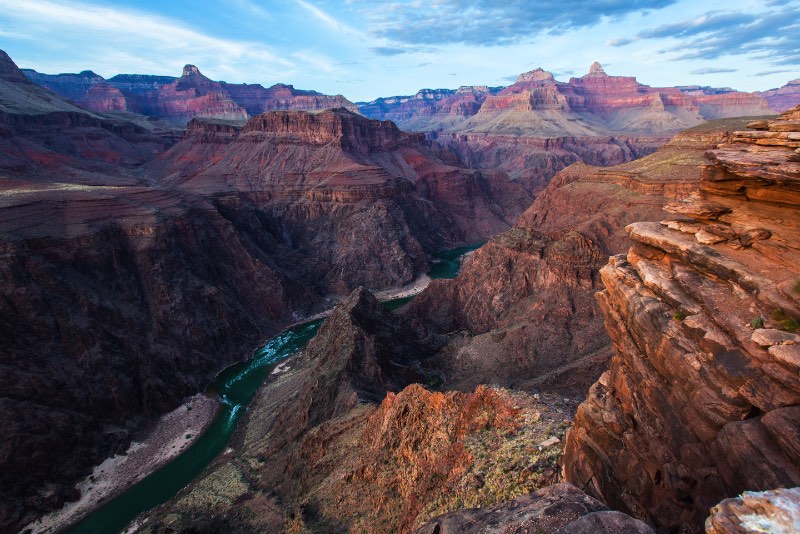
[401,118,751,398]
[23,64,359,125]
[564,107,800,530]
[359,63,775,137]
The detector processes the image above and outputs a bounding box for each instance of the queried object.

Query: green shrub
[750,316,765,329]
[794,280,800,294]
[673,311,686,321]
[772,309,800,333]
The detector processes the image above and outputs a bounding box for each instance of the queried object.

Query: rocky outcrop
[359,63,773,194]
[413,483,655,534]
[563,106,800,530]
[402,118,753,397]
[360,63,774,137]
[706,487,800,534]
[145,109,531,293]
[758,79,800,113]
[23,63,359,125]
[135,289,576,533]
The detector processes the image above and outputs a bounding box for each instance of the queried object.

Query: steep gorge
[0,48,529,532]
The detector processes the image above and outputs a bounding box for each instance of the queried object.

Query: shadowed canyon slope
[400,117,755,398]
[564,106,800,530]
[0,48,528,532]
[23,64,359,125]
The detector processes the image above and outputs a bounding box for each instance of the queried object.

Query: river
[63,242,483,534]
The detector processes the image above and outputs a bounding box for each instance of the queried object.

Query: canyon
[2,41,800,534]
[122,111,786,533]
[0,49,525,532]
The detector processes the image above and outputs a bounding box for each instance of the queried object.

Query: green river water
[64,242,483,534]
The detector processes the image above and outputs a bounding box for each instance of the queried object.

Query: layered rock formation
[0,48,527,531]
[134,289,577,533]
[145,108,531,293]
[402,118,753,398]
[24,64,359,125]
[564,107,800,530]
[359,63,777,193]
[758,78,800,113]
[360,63,774,136]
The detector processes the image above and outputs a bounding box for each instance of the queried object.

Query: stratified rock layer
[23,64,359,125]
[758,79,800,113]
[564,106,800,530]
[360,63,774,137]
[403,118,753,398]
[360,63,778,194]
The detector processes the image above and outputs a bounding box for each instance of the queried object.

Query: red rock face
[758,79,800,113]
[360,62,774,137]
[78,83,130,112]
[23,63,360,125]
[563,107,800,531]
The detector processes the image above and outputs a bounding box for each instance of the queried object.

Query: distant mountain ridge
[358,62,787,136]
[23,64,359,125]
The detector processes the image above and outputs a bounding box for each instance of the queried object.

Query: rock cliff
[359,63,778,194]
[563,106,800,530]
[359,63,775,137]
[145,108,531,293]
[402,118,753,398]
[23,63,359,125]
[134,289,576,533]
[758,79,800,113]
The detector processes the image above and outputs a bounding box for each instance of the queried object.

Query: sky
[0,0,798,102]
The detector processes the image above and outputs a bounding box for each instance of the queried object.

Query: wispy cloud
[349,0,677,46]
[295,0,365,38]
[0,0,294,80]
[609,6,800,67]
[225,0,272,20]
[689,67,738,75]
[754,69,796,76]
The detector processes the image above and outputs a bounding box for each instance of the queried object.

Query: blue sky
[0,0,798,102]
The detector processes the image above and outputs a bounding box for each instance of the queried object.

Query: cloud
[608,37,638,47]
[689,67,738,75]
[348,0,678,47]
[610,6,800,67]
[0,0,300,82]
[371,47,406,56]
[754,69,796,76]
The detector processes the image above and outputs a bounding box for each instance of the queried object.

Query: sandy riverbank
[294,274,433,325]
[24,394,219,534]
